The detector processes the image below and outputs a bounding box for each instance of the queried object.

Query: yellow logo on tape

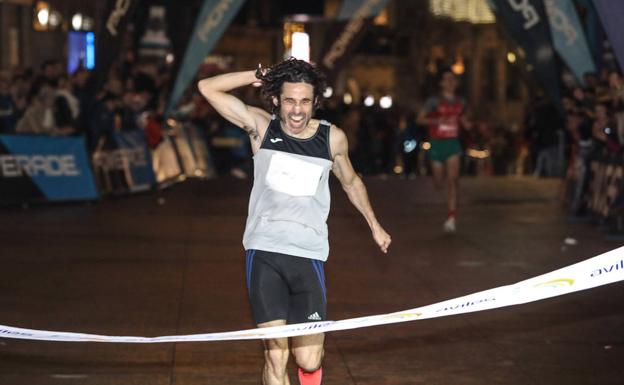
[534,278,575,288]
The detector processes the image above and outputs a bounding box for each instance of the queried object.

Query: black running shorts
[245,249,327,325]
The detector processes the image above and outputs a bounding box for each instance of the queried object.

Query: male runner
[198,58,391,385]
[417,69,470,233]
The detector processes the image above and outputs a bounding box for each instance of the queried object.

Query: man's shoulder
[249,106,272,124]
[308,118,333,129]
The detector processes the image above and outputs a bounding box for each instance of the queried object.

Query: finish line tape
[1,246,623,343]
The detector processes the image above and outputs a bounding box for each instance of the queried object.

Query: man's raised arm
[197,70,269,140]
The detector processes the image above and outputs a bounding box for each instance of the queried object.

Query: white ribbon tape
[1,246,623,343]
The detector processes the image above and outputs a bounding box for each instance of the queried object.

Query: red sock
[448,210,456,218]
[298,367,322,385]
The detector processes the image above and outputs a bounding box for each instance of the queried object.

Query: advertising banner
[0,135,98,204]
[544,0,596,84]
[592,0,624,71]
[490,0,561,103]
[92,130,155,195]
[166,0,247,115]
[319,0,390,83]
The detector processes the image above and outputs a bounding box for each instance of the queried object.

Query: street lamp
[291,31,310,62]
[72,13,83,31]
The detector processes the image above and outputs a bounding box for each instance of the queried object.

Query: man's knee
[293,346,324,372]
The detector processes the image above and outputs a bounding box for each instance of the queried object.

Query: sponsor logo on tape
[534,278,575,289]
[591,259,624,277]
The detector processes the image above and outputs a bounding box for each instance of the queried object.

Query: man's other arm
[330,126,391,253]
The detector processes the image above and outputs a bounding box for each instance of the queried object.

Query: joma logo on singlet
[270,138,283,143]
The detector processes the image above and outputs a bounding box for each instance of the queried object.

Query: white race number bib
[266,152,323,196]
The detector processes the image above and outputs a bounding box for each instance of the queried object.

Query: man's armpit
[248,127,260,141]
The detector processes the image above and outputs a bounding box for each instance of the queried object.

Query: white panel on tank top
[265,152,323,196]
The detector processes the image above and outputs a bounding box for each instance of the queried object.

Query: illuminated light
[379,95,393,109]
[72,13,83,30]
[374,8,389,25]
[291,31,310,62]
[49,11,61,27]
[323,87,333,98]
[393,165,403,174]
[37,8,50,26]
[364,95,375,107]
[466,148,490,159]
[403,139,417,153]
[166,53,175,64]
[451,56,465,75]
[422,141,431,150]
[343,93,353,105]
[429,0,495,24]
[86,32,95,70]
[283,22,304,53]
[82,17,94,31]
[291,14,311,22]
[507,52,517,63]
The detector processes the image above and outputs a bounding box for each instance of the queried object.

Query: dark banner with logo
[490,0,561,103]
[0,135,98,204]
[88,0,141,94]
[92,130,155,195]
[592,0,624,71]
[319,0,389,84]
[166,0,247,115]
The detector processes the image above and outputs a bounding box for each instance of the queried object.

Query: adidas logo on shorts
[307,312,322,321]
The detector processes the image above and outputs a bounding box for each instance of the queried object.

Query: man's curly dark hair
[255,58,327,113]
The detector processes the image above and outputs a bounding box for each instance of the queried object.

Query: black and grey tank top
[243,116,334,261]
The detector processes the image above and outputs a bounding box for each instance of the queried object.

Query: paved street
[0,176,622,385]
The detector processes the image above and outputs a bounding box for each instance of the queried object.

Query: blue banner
[575,0,599,63]
[92,130,155,195]
[592,0,624,71]
[113,131,156,191]
[544,0,595,84]
[165,0,247,116]
[489,0,561,103]
[0,135,98,203]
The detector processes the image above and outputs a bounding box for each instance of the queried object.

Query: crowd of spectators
[2,54,623,185]
[0,54,171,153]
[555,70,624,215]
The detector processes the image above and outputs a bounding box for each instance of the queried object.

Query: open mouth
[289,115,305,125]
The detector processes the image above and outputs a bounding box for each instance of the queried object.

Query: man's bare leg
[259,320,290,385]
[292,333,324,385]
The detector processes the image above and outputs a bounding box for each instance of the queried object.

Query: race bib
[439,123,458,134]
[266,152,323,196]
